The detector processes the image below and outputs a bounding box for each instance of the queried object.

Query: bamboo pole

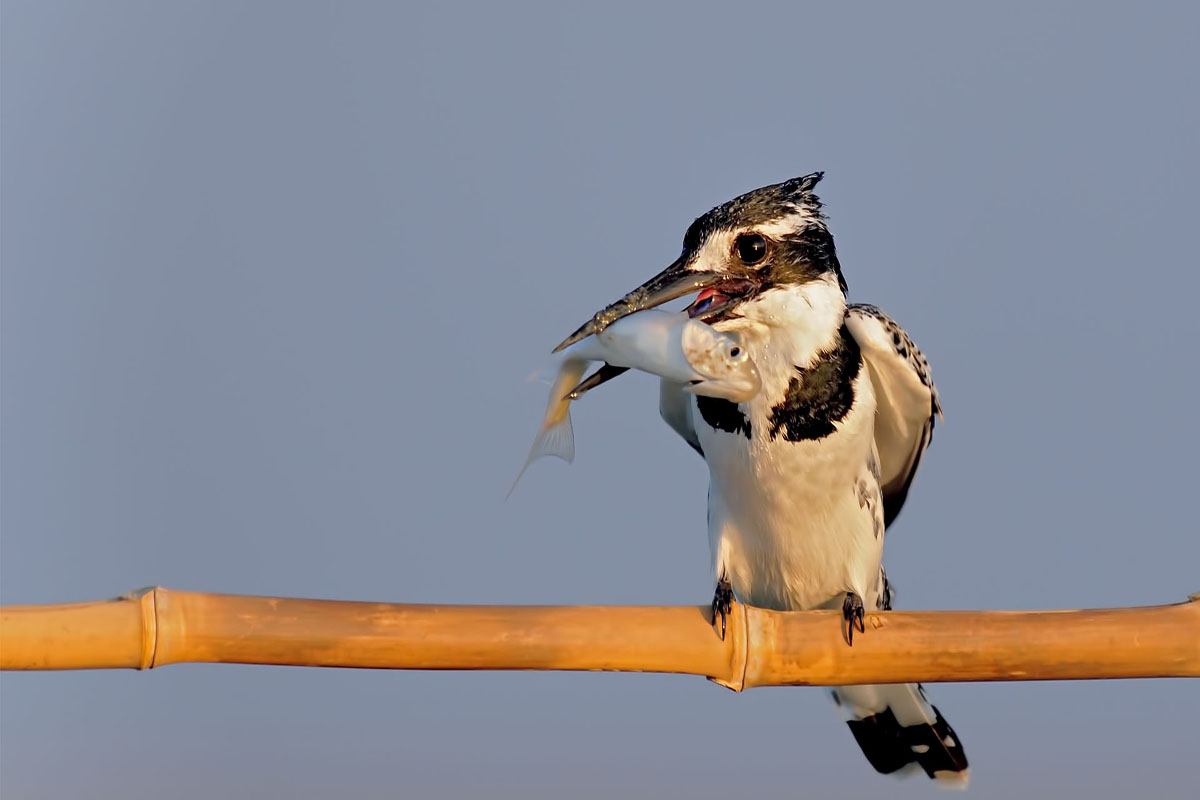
[2,588,1197,688]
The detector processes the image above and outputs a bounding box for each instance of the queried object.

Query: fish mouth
[683,375,760,403]
[685,278,759,322]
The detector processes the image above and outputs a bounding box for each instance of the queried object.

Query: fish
[510,309,759,494]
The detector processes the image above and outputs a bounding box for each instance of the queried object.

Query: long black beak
[552,256,723,353]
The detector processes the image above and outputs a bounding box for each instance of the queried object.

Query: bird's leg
[842,591,866,646]
[711,575,734,641]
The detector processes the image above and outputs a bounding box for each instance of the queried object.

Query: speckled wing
[845,304,944,527]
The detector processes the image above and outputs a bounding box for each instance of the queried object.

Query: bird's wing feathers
[845,304,943,527]
[659,378,703,456]
[657,305,940,519]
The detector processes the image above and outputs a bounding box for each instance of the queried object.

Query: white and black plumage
[556,174,967,785]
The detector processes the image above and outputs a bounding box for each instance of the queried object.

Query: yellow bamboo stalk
[2,588,1197,688]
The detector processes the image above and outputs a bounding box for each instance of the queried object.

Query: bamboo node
[708,601,747,692]
[119,586,160,670]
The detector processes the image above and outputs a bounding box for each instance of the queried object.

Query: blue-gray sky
[3,2,1197,798]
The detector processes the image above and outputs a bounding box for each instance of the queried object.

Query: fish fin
[507,358,589,498]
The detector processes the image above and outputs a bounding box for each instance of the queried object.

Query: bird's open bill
[552,256,724,353]
[552,256,765,398]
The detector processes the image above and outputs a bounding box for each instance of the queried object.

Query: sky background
[3,2,1198,798]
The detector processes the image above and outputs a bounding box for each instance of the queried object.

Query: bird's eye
[734,233,768,266]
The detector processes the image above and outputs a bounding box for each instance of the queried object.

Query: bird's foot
[711,577,734,641]
[842,591,866,646]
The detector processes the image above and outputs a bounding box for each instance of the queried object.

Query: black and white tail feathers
[832,683,969,787]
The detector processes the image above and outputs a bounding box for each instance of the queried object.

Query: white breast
[696,282,887,611]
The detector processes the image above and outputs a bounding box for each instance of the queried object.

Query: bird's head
[554,172,845,352]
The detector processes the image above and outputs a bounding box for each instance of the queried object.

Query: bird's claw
[842,591,866,646]
[711,577,734,640]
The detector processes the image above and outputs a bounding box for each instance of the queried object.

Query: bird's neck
[697,277,868,455]
[718,277,848,388]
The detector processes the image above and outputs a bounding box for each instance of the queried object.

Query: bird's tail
[831,682,969,788]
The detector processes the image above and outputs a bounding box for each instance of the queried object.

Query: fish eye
[733,233,768,266]
[729,346,741,358]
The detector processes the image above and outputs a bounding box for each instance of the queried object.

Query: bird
[554,173,968,785]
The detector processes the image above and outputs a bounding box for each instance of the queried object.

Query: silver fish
[510,310,759,494]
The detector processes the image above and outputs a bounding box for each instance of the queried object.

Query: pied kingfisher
[555,174,968,785]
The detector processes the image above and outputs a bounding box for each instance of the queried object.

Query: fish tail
[508,359,589,497]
